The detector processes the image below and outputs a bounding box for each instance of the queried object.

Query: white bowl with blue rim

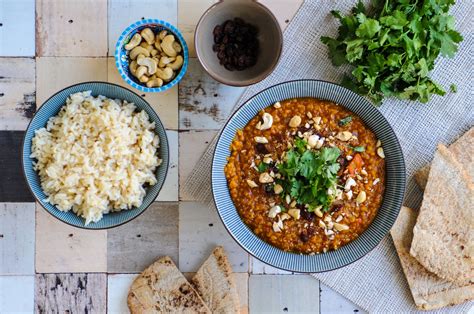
[212,79,406,273]
[115,19,189,93]
[22,82,169,230]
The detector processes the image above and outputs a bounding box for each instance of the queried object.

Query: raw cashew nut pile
[125,28,184,88]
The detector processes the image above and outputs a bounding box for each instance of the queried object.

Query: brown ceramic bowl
[195,0,282,87]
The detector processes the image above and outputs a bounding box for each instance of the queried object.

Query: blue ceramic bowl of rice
[22,82,169,229]
[115,19,189,93]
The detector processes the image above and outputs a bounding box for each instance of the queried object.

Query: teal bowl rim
[21,81,169,230]
[211,79,406,273]
[114,19,189,93]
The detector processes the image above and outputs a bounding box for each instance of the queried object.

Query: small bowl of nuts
[115,19,188,92]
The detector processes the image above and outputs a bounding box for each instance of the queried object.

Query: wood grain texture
[107,58,178,130]
[179,201,248,272]
[108,0,178,56]
[179,130,217,200]
[0,58,36,130]
[36,57,108,106]
[0,131,34,202]
[107,202,179,273]
[107,274,137,314]
[35,204,107,273]
[156,130,179,201]
[179,59,244,130]
[259,0,304,31]
[249,274,320,313]
[178,0,217,58]
[0,203,35,275]
[0,0,35,56]
[320,283,367,314]
[36,0,107,56]
[35,273,106,314]
[0,275,35,313]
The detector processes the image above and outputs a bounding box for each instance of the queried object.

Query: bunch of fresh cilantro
[321,0,463,104]
[276,139,341,212]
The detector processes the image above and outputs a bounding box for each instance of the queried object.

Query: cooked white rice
[31,91,161,225]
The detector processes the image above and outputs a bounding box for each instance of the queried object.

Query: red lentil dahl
[224,98,385,254]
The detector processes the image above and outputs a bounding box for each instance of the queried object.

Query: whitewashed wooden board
[0,58,36,130]
[108,0,178,56]
[156,130,179,201]
[0,275,34,313]
[107,274,137,314]
[179,201,249,272]
[0,203,35,275]
[0,0,35,56]
[320,283,367,314]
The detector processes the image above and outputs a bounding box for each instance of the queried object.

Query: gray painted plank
[0,203,35,275]
[107,202,179,273]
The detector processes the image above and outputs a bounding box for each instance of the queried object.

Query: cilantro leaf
[257,162,269,173]
[338,116,353,126]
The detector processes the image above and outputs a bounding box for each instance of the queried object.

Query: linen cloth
[184,0,474,312]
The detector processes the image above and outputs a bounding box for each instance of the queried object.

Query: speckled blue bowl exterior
[22,82,169,229]
[114,19,189,93]
[212,80,406,273]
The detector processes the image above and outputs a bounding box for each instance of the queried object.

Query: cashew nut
[158,30,168,40]
[137,54,145,63]
[135,65,148,79]
[129,60,138,74]
[172,41,182,53]
[161,35,177,57]
[138,75,149,83]
[130,46,150,60]
[146,77,163,88]
[140,42,150,49]
[150,49,159,57]
[256,112,273,130]
[155,67,174,81]
[154,35,163,52]
[140,28,155,45]
[137,57,158,75]
[289,115,302,128]
[124,33,142,50]
[158,56,173,68]
[167,55,184,71]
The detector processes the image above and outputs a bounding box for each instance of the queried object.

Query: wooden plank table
[0,1,365,312]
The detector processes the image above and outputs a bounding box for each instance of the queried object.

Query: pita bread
[415,127,474,190]
[410,144,474,285]
[391,206,474,310]
[191,247,240,313]
[128,256,211,313]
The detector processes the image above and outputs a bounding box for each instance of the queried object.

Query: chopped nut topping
[376,140,381,147]
[254,136,268,144]
[273,101,281,108]
[290,200,297,208]
[344,177,357,191]
[304,123,310,129]
[377,147,385,158]
[324,216,332,223]
[288,208,301,220]
[335,215,343,222]
[289,115,302,128]
[356,191,366,204]
[336,131,352,141]
[345,190,353,200]
[280,213,291,221]
[346,155,353,161]
[256,112,273,130]
[246,179,258,188]
[259,172,274,183]
[373,178,380,185]
[319,220,326,229]
[314,206,323,218]
[327,221,334,229]
[274,184,283,194]
[285,194,291,204]
[307,134,320,148]
[263,157,273,164]
[268,205,282,218]
[273,220,283,232]
[334,223,349,231]
[361,169,368,176]
[325,229,335,236]
[307,112,313,119]
[313,116,321,125]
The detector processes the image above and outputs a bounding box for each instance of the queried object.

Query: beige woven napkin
[183,0,474,312]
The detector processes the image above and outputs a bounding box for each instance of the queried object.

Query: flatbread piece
[415,127,474,190]
[191,246,240,314]
[128,256,211,313]
[391,206,474,310]
[410,144,474,285]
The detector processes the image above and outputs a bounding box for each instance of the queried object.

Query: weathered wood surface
[249,274,320,313]
[36,0,108,56]
[35,205,107,273]
[0,58,36,130]
[0,203,35,275]
[155,130,179,201]
[179,201,249,272]
[107,274,137,314]
[0,131,35,202]
[35,273,106,314]
[107,202,179,273]
[0,276,35,313]
[108,0,178,56]
[35,57,108,106]
[320,283,367,314]
[0,0,35,56]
